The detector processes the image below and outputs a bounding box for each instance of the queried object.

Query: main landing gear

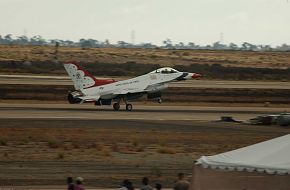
[113,99,133,111]
[126,104,133,111]
[157,98,162,104]
[113,102,120,111]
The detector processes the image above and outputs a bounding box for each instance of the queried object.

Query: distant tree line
[1,34,290,51]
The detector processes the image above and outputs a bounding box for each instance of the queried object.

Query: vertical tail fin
[64,61,97,90]
[64,61,115,90]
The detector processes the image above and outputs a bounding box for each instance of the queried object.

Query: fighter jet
[64,61,201,111]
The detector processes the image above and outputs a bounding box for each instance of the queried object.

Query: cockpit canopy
[150,67,179,74]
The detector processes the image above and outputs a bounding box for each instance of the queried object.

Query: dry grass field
[0,45,289,69]
[1,45,289,80]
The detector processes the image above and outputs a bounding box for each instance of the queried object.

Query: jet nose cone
[191,73,202,79]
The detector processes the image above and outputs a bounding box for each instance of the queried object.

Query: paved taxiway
[0,103,288,121]
[0,74,290,89]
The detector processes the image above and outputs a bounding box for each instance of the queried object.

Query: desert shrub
[0,139,7,146]
[57,152,64,159]
[182,52,190,56]
[111,143,119,152]
[89,142,103,149]
[99,148,111,157]
[72,142,80,149]
[157,146,176,154]
[136,147,144,152]
[132,140,139,147]
[48,140,61,148]
[151,166,162,177]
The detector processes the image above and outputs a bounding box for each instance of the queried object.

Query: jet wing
[111,83,167,96]
[144,83,168,92]
[78,95,100,103]
[112,87,146,95]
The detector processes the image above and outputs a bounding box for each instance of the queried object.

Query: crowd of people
[67,173,190,190]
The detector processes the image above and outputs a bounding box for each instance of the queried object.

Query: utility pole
[54,41,59,63]
[131,30,135,45]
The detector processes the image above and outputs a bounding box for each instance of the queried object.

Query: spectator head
[122,179,130,187]
[155,183,162,190]
[178,173,185,180]
[76,177,84,184]
[142,177,149,185]
[67,177,73,184]
[122,179,134,190]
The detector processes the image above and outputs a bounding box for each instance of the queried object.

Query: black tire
[158,98,162,104]
[113,103,120,111]
[126,104,133,111]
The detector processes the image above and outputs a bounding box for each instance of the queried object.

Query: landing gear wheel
[157,98,162,104]
[113,103,120,111]
[126,104,133,111]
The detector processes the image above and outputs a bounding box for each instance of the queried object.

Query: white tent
[192,134,290,190]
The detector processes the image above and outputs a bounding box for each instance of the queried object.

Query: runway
[0,103,288,121]
[1,74,290,89]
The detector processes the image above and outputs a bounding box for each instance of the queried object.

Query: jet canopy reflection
[150,67,179,74]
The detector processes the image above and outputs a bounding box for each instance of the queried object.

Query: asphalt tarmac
[0,103,288,121]
[0,74,290,89]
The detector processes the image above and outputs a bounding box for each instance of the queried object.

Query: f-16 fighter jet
[64,61,201,111]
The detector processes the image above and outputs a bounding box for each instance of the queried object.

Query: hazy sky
[0,0,289,45]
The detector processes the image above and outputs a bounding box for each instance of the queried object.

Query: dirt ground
[0,116,289,187]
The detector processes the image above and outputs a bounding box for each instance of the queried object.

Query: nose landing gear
[126,104,133,111]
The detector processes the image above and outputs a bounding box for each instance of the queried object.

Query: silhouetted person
[75,177,85,190]
[120,179,134,190]
[173,173,190,190]
[67,177,74,190]
[155,183,162,190]
[140,177,153,190]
